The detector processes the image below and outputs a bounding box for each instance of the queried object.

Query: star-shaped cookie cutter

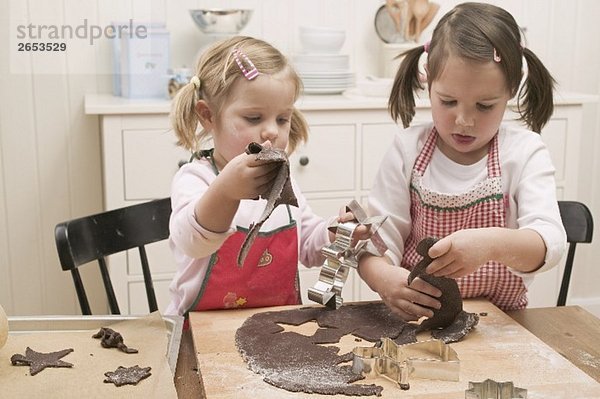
[465,379,527,398]
[352,338,460,390]
[308,200,388,309]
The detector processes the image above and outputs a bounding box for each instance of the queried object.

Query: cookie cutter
[308,200,388,309]
[465,379,527,399]
[352,338,460,390]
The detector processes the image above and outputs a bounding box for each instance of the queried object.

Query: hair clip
[493,48,501,63]
[423,40,430,53]
[233,48,259,80]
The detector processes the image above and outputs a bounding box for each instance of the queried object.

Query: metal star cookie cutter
[352,338,460,390]
[465,379,527,399]
[308,200,387,309]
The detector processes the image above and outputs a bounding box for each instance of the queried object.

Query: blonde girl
[165,36,364,316]
[359,3,566,319]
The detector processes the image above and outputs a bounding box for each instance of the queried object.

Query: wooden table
[175,329,206,398]
[179,300,600,398]
[507,305,600,383]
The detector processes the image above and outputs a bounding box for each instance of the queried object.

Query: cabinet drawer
[290,124,355,193]
[123,129,190,200]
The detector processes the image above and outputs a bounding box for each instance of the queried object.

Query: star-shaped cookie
[104,365,152,387]
[10,347,74,376]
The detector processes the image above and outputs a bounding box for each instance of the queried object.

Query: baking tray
[7,314,184,375]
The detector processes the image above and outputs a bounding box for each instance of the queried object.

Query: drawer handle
[299,156,309,166]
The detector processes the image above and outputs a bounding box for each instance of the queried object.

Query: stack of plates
[293,54,355,95]
[298,70,355,94]
[292,27,355,95]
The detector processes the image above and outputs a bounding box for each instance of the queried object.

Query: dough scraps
[235,302,478,396]
[92,327,138,354]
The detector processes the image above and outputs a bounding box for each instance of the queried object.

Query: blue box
[113,24,170,99]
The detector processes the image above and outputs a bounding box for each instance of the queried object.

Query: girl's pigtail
[288,108,309,154]
[518,48,556,133]
[170,81,201,151]
[389,45,427,128]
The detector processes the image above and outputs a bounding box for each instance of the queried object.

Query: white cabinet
[86,92,594,313]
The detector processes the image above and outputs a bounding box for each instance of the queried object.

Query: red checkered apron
[401,129,527,310]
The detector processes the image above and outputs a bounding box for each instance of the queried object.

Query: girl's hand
[360,257,442,322]
[337,207,372,242]
[216,152,280,201]
[425,228,496,278]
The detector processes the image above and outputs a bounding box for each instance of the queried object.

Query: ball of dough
[0,304,8,349]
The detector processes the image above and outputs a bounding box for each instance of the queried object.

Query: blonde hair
[170,36,309,153]
[389,2,555,133]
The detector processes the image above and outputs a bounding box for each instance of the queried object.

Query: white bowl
[189,9,253,34]
[299,26,345,54]
[293,53,349,72]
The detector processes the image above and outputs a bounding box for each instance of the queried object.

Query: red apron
[187,205,301,312]
[402,129,527,310]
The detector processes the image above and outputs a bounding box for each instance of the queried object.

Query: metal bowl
[189,9,253,35]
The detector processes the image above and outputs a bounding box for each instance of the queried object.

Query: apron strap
[414,128,438,174]
[486,134,501,178]
[193,148,219,175]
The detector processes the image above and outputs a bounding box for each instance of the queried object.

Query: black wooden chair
[54,198,172,315]
[556,200,594,306]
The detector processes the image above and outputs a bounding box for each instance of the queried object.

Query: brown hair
[389,2,555,133]
[170,36,309,153]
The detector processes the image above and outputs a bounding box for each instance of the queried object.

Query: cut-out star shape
[10,347,74,376]
[104,365,152,386]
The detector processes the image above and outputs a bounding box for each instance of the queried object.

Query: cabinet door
[127,240,176,275]
[123,129,190,200]
[289,124,356,193]
[361,123,397,190]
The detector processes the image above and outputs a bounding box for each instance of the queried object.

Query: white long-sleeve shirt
[165,156,331,315]
[369,122,566,286]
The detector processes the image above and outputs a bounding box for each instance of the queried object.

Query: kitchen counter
[84,91,597,115]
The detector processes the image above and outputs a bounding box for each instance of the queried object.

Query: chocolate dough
[104,365,152,387]
[10,347,74,376]
[92,327,138,353]
[236,302,478,396]
[407,237,466,334]
[237,142,298,266]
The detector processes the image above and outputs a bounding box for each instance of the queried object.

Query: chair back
[55,198,172,314]
[556,200,594,306]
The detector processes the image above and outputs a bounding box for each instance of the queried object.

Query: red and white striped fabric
[401,128,527,310]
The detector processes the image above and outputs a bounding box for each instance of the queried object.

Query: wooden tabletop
[506,305,600,383]
[175,301,600,398]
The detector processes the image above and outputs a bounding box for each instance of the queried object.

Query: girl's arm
[194,152,279,233]
[425,227,546,278]
[170,155,278,259]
